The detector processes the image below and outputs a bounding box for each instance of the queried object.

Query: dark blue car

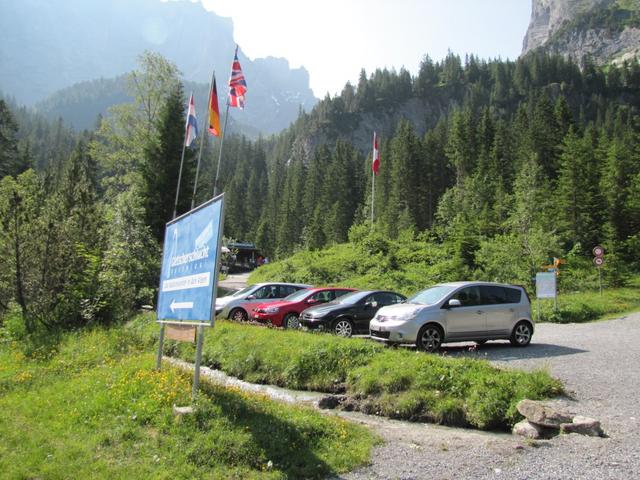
[299,290,406,337]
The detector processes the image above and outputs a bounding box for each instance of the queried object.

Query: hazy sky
[201,0,533,98]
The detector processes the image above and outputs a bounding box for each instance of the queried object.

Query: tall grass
[0,325,377,479]
[134,314,563,430]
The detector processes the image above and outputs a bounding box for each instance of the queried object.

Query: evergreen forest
[1,50,640,336]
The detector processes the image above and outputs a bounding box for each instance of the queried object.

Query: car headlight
[265,306,280,313]
[376,312,415,323]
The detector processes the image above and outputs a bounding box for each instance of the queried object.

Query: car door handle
[476,310,483,315]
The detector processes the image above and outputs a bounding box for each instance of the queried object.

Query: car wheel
[283,313,300,329]
[333,319,354,337]
[510,321,533,347]
[417,324,443,352]
[230,308,248,322]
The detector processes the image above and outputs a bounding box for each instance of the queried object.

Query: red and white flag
[372,132,380,175]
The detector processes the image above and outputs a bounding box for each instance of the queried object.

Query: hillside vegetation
[249,227,640,323]
[1,48,639,351]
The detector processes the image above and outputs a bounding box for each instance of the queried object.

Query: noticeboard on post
[536,272,557,299]
[156,195,225,326]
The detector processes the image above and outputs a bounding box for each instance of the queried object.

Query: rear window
[504,287,522,303]
[480,286,521,304]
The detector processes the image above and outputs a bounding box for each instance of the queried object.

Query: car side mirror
[246,294,256,300]
[447,298,462,308]
[366,301,378,309]
[307,298,318,304]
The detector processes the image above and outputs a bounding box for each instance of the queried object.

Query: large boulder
[516,399,573,428]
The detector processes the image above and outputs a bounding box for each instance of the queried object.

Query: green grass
[134,315,563,431]
[537,277,640,323]
[0,326,377,479]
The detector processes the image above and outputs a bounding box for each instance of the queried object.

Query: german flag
[208,75,221,136]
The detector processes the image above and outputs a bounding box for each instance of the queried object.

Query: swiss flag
[372,132,380,175]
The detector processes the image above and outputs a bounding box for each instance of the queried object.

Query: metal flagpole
[371,166,375,228]
[213,100,230,197]
[172,132,188,218]
[192,75,214,209]
[159,92,194,370]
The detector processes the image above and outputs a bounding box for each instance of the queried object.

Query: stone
[317,395,346,409]
[516,399,573,428]
[560,416,604,437]
[173,405,195,418]
[513,420,545,439]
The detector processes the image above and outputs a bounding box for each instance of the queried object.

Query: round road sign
[593,245,605,257]
[593,256,605,267]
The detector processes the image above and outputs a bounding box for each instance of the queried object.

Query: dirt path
[218,272,250,291]
[338,313,640,479]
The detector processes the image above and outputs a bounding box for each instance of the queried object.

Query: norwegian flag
[185,93,198,147]
[228,47,247,109]
[372,132,380,175]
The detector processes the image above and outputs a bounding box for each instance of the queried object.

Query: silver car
[369,282,534,352]
[215,282,311,321]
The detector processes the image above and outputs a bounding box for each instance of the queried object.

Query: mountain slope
[0,0,317,134]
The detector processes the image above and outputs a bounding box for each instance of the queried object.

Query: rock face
[522,0,640,65]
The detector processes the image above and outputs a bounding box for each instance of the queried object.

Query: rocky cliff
[522,0,640,65]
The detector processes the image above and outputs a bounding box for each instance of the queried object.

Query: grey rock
[172,405,195,417]
[560,415,604,437]
[517,399,574,428]
[513,420,546,439]
[318,394,347,409]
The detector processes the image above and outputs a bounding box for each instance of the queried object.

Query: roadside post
[156,194,225,401]
[593,245,605,296]
[536,272,557,321]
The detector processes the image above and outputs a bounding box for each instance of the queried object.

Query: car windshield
[282,288,312,302]
[407,285,457,305]
[333,291,370,305]
[231,285,258,297]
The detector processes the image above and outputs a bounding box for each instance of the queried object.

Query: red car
[252,287,356,329]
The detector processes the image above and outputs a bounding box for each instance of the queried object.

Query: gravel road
[336,312,640,480]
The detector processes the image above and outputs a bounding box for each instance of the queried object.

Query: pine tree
[141,83,191,241]
[0,99,21,178]
[555,127,603,251]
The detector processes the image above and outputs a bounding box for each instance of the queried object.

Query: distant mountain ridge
[0,0,317,134]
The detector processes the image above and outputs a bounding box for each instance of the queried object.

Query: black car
[299,290,406,337]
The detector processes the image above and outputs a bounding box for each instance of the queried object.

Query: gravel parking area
[337,312,640,480]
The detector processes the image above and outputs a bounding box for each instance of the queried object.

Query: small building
[226,242,261,272]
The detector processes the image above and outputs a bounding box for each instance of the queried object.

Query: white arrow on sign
[170,299,194,312]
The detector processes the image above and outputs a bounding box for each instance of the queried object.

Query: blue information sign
[157,195,225,325]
